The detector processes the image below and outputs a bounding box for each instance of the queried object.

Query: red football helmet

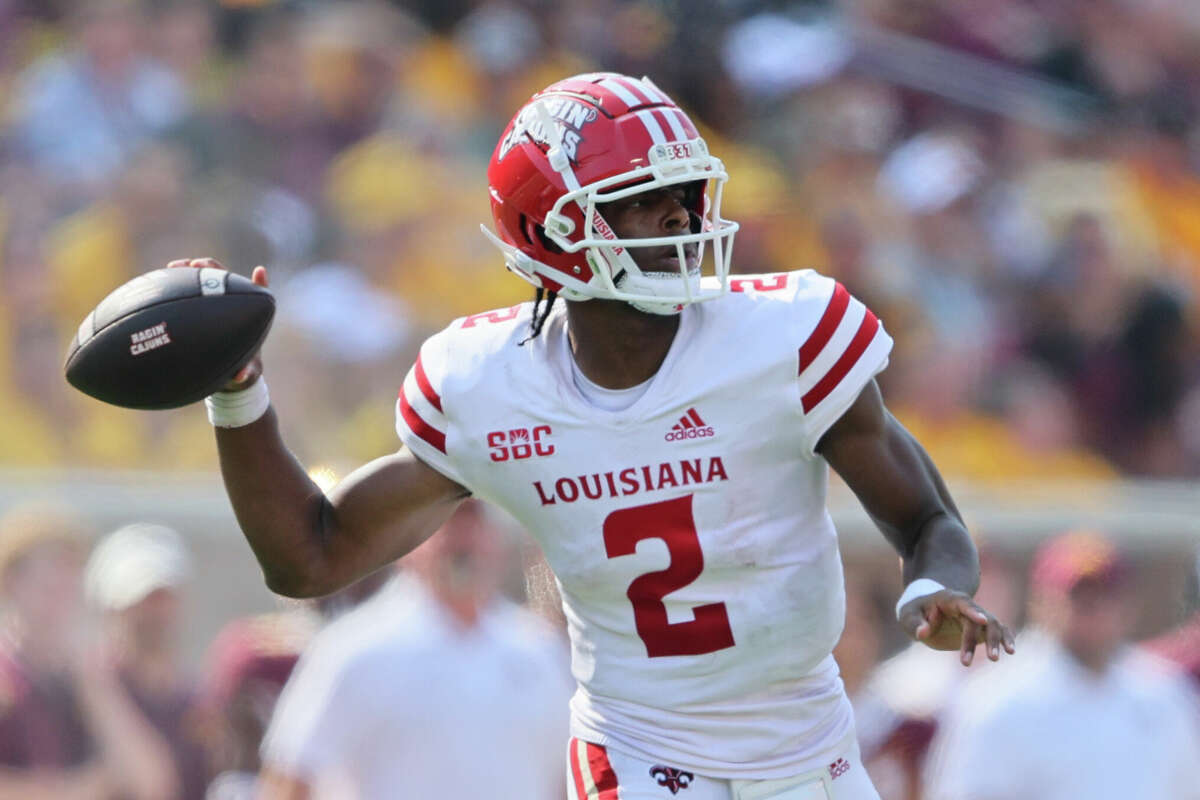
[482,72,738,314]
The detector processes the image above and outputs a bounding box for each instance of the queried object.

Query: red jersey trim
[802,309,880,412]
[569,739,590,800]
[397,389,446,454]
[798,282,850,370]
[413,355,443,412]
[585,742,620,799]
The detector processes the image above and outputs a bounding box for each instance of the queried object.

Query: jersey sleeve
[793,275,894,455]
[395,330,469,488]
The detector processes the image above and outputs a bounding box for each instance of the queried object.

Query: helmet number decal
[649,138,708,165]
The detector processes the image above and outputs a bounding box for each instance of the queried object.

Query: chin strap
[619,274,693,315]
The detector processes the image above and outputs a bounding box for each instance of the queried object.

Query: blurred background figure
[197,603,317,800]
[84,522,209,800]
[1144,543,1200,691]
[924,530,1200,800]
[10,0,189,200]
[0,504,178,799]
[838,547,1023,800]
[257,500,572,800]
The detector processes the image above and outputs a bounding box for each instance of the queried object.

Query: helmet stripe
[635,109,667,144]
[599,77,644,108]
[637,76,672,104]
[614,74,656,104]
[659,108,688,141]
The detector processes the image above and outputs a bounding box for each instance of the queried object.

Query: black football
[64,267,275,410]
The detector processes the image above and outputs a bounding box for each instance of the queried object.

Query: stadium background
[0,0,1196,794]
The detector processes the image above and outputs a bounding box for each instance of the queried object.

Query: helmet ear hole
[534,223,563,255]
[520,215,562,254]
[517,214,535,246]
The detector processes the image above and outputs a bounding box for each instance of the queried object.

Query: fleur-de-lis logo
[649,765,694,794]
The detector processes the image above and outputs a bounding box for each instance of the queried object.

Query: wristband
[205,378,270,428]
[894,578,947,620]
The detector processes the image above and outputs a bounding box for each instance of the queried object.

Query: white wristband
[895,578,947,620]
[205,378,270,428]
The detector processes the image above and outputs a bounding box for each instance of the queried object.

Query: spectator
[198,606,319,800]
[842,548,1024,800]
[84,523,210,800]
[11,0,189,195]
[257,500,572,800]
[0,504,178,800]
[198,571,388,800]
[1143,544,1200,691]
[925,529,1200,800]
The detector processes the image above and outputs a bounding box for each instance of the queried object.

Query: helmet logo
[497,97,598,164]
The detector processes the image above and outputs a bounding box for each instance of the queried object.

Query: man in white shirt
[925,530,1200,800]
[256,501,572,800]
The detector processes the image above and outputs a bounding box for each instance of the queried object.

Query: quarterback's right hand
[165,257,269,390]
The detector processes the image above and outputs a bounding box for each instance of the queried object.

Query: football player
[176,72,1014,799]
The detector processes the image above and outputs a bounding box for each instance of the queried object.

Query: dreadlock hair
[519,286,558,346]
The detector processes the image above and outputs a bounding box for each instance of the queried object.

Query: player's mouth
[646,243,699,273]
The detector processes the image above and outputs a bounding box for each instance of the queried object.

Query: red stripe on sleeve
[801,310,880,413]
[798,283,850,373]
[397,388,446,453]
[568,739,589,800]
[585,743,620,799]
[413,355,443,413]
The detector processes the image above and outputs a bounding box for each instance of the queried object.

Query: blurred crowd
[2,505,1198,799]
[1,4,1198,797]
[0,500,573,800]
[0,0,1196,477]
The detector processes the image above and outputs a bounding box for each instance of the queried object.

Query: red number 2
[603,495,736,658]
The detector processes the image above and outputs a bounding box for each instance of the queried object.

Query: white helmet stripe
[599,77,645,107]
[616,75,657,103]
[636,76,672,104]
[659,108,688,141]
[635,109,667,144]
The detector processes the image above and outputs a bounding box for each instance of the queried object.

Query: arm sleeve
[395,331,469,487]
[259,634,366,781]
[793,276,894,455]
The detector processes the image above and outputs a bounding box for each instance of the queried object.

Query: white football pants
[566,729,881,800]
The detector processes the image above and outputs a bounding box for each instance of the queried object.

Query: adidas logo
[664,408,715,442]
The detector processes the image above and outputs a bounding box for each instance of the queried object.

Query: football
[64,266,275,410]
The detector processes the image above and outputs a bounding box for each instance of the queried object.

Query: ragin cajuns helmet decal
[482,73,739,315]
[496,95,599,165]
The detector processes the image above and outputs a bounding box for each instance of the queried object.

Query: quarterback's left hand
[899,590,1016,666]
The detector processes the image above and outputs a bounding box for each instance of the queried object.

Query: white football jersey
[395,270,893,779]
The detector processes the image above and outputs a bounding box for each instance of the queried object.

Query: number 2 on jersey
[603,495,736,658]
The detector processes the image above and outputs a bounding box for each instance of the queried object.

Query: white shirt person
[259,503,572,800]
